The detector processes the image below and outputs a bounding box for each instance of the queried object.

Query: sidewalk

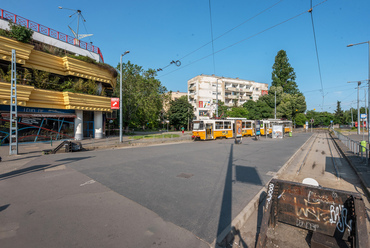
[0,131,193,174]
[331,131,370,198]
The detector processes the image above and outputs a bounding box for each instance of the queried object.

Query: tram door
[206,123,213,140]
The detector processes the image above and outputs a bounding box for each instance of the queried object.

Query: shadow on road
[0,164,52,181]
[216,144,264,247]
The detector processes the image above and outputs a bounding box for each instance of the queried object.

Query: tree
[243,100,258,119]
[295,113,306,126]
[226,107,248,118]
[115,61,168,131]
[271,50,300,95]
[334,101,344,124]
[168,96,194,130]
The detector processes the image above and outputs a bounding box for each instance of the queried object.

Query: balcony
[189,85,196,91]
[226,95,237,99]
[225,87,236,92]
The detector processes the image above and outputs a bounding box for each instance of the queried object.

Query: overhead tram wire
[309,0,325,110]
[208,0,216,75]
[158,0,330,78]
[156,0,284,72]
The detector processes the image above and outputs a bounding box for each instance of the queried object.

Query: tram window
[245,122,251,128]
[193,122,204,130]
[242,122,246,128]
[215,121,224,129]
[224,121,231,129]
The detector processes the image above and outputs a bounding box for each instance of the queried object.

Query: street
[0,133,312,247]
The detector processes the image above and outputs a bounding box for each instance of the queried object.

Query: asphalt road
[0,132,312,247]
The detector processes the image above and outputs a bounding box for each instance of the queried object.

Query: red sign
[111,98,120,109]
[261,90,268,96]
[199,101,203,108]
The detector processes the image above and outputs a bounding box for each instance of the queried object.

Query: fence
[0,9,104,62]
[332,129,369,166]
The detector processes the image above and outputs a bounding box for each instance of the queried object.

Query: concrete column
[94,111,103,139]
[74,110,83,140]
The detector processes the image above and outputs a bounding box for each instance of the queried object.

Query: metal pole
[351,107,353,127]
[119,55,123,143]
[119,51,130,143]
[368,41,370,148]
[274,90,277,119]
[358,82,361,135]
[216,78,218,117]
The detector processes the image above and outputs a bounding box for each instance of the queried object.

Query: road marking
[80,180,95,186]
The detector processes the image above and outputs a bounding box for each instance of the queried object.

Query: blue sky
[2,0,370,112]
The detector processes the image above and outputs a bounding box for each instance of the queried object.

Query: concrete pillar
[94,111,103,139]
[74,110,83,140]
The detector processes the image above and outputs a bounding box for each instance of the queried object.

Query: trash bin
[289,132,292,137]
[361,140,367,152]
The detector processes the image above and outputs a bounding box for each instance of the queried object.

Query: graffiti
[307,191,333,204]
[296,219,319,231]
[329,205,352,233]
[265,183,274,209]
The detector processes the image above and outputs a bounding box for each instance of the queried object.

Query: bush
[8,21,34,43]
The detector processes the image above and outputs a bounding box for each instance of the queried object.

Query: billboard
[261,90,268,96]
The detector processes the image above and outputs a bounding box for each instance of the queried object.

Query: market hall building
[0,9,115,143]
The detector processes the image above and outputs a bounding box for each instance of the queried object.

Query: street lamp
[120,51,130,143]
[347,41,370,144]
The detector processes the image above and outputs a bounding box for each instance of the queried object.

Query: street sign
[330,120,333,123]
[360,113,367,119]
[310,119,314,123]
[111,98,119,109]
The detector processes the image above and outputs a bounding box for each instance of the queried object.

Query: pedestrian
[181,126,184,134]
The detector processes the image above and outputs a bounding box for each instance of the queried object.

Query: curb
[212,133,315,247]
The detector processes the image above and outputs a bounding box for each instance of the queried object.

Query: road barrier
[257,179,368,248]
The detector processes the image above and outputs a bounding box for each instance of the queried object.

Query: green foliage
[271,50,299,95]
[334,101,345,124]
[7,21,34,43]
[226,107,248,118]
[169,95,194,129]
[295,113,307,126]
[115,61,168,130]
[68,54,118,78]
[306,110,333,126]
[217,101,229,118]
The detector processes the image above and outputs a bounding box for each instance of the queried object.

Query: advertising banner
[235,120,242,138]
[272,125,283,139]
[255,120,261,135]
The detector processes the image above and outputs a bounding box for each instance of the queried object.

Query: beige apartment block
[188,74,268,120]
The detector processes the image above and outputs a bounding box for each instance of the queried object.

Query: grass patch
[129,134,180,140]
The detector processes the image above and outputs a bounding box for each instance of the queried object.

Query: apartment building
[188,75,268,119]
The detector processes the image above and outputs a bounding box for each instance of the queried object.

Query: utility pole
[274,90,277,119]
[358,82,361,135]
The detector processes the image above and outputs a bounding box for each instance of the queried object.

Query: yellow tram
[192,119,293,141]
[192,118,254,141]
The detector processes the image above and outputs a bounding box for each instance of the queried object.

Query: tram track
[294,130,341,184]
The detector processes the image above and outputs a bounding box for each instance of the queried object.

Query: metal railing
[0,9,104,62]
[332,129,369,165]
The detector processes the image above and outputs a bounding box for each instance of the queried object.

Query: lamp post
[347,41,370,143]
[119,51,130,143]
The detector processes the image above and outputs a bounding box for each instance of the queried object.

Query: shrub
[8,21,34,43]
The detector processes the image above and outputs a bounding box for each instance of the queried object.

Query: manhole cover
[176,173,194,179]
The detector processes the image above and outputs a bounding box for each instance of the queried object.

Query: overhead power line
[156,0,284,72]
[158,0,329,78]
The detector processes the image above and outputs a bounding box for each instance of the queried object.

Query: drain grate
[176,173,194,179]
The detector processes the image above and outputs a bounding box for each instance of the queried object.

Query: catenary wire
[208,0,216,75]
[156,0,284,71]
[309,0,325,110]
[158,0,329,78]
